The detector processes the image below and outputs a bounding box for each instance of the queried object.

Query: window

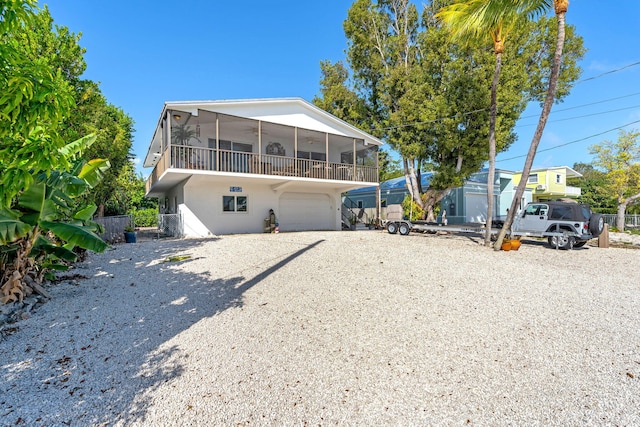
[223,195,247,212]
[527,174,538,184]
[550,206,572,219]
[556,174,562,184]
[524,204,547,216]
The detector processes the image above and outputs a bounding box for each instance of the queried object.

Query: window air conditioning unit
[536,184,546,191]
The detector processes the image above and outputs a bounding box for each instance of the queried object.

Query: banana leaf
[17,181,46,212]
[73,204,98,222]
[31,235,78,261]
[0,210,31,245]
[79,158,110,188]
[40,220,108,253]
[58,134,97,159]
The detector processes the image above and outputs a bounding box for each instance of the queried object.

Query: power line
[375,61,640,132]
[519,91,640,119]
[576,61,640,84]
[496,119,640,163]
[517,104,640,127]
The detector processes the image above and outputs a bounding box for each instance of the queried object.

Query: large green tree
[315,0,582,222]
[589,129,640,231]
[0,0,75,207]
[570,162,616,214]
[13,6,135,216]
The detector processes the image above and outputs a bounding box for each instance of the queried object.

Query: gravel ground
[1,230,639,426]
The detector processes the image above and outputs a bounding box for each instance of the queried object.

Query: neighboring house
[143,98,382,236]
[512,166,582,202]
[345,169,533,224]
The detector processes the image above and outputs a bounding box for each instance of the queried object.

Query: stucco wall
[180,179,342,236]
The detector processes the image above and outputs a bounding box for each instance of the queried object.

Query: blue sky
[41,0,640,177]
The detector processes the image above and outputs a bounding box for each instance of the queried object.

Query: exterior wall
[162,183,185,214]
[177,178,342,236]
[513,168,579,201]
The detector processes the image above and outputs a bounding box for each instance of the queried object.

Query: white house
[143,98,383,236]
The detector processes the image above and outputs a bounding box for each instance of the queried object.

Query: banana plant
[1,134,110,302]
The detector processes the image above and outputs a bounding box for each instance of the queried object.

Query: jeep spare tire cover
[589,213,605,237]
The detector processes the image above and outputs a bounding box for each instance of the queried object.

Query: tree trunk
[617,192,640,231]
[97,203,105,218]
[423,188,450,223]
[616,201,626,232]
[485,51,502,246]
[403,156,425,210]
[494,9,568,250]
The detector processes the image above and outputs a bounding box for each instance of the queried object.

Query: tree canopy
[0,0,75,207]
[314,0,584,221]
[589,129,640,230]
[1,4,136,215]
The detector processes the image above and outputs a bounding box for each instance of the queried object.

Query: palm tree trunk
[485,51,502,246]
[494,8,568,250]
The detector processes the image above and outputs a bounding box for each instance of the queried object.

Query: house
[345,169,533,224]
[143,98,383,236]
[512,166,581,202]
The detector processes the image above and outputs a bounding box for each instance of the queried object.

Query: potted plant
[349,215,357,231]
[367,217,376,230]
[171,124,200,167]
[124,225,137,243]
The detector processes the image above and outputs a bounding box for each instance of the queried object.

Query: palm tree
[493,0,569,250]
[437,0,525,246]
[440,0,571,250]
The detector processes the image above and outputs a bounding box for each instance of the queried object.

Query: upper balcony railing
[564,185,581,197]
[146,146,378,193]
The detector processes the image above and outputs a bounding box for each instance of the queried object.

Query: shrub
[133,208,158,227]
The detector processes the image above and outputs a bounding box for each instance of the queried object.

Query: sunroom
[145,103,379,196]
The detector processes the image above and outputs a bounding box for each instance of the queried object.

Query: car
[511,201,605,249]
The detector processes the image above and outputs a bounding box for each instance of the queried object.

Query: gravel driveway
[1,231,639,426]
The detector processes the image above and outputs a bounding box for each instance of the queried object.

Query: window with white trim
[223,195,247,212]
[556,174,562,184]
[527,174,538,184]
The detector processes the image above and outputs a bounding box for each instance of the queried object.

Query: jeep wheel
[573,241,587,248]
[548,235,575,250]
[589,213,605,237]
[387,222,398,234]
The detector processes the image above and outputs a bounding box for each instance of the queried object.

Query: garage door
[465,193,487,223]
[279,192,334,231]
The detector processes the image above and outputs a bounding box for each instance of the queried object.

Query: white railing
[147,146,378,191]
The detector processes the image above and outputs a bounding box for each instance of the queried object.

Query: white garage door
[465,193,488,223]
[279,192,334,231]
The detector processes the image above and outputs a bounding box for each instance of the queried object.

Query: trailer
[385,218,571,238]
[382,200,605,250]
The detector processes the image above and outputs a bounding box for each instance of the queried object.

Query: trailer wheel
[387,222,398,234]
[399,222,411,236]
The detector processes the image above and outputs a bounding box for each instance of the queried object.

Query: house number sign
[230,186,242,193]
